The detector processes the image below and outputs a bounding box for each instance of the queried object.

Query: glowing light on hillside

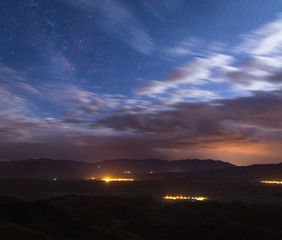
[85,177,96,180]
[260,180,282,184]
[102,178,134,182]
[163,196,207,201]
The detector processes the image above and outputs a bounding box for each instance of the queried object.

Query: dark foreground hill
[0,158,234,179]
[0,195,282,240]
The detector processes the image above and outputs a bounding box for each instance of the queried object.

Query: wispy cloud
[138,14,282,99]
[45,85,126,117]
[162,37,201,59]
[238,14,282,55]
[137,54,233,96]
[0,63,40,95]
[57,0,154,54]
[0,63,25,82]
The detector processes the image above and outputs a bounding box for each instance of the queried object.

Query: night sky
[1,0,282,165]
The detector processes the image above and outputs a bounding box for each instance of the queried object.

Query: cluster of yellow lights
[163,196,207,201]
[101,178,134,182]
[260,180,282,184]
[86,177,96,180]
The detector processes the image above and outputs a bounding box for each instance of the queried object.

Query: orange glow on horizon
[155,141,282,166]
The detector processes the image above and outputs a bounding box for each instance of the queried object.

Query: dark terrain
[1,158,282,239]
[1,195,282,240]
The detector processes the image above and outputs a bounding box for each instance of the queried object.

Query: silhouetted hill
[94,158,235,176]
[160,162,282,182]
[0,158,234,179]
[0,158,92,179]
[1,158,282,181]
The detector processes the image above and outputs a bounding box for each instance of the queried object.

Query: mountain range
[0,158,234,179]
[0,158,281,181]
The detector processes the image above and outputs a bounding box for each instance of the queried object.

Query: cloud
[0,86,30,118]
[138,14,282,99]
[0,64,40,95]
[219,90,282,129]
[93,90,282,147]
[1,79,282,163]
[137,54,233,96]
[46,85,126,116]
[238,14,282,55]
[57,0,154,54]
[0,63,25,82]
[0,85,46,143]
[167,88,220,102]
[222,56,282,91]
[162,37,201,58]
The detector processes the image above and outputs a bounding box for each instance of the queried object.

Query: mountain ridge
[1,158,282,180]
[0,158,235,179]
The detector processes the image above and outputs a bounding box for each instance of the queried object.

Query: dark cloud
[94,90,282,146]
[223,56,282,88]
[61,110,82,116]
[219,90,282,129]
[269,72,282,83]
[62,118,88,124]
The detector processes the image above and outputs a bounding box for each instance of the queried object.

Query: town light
[163,195,207,201]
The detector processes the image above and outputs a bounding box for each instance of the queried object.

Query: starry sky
[1,0,282,165]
